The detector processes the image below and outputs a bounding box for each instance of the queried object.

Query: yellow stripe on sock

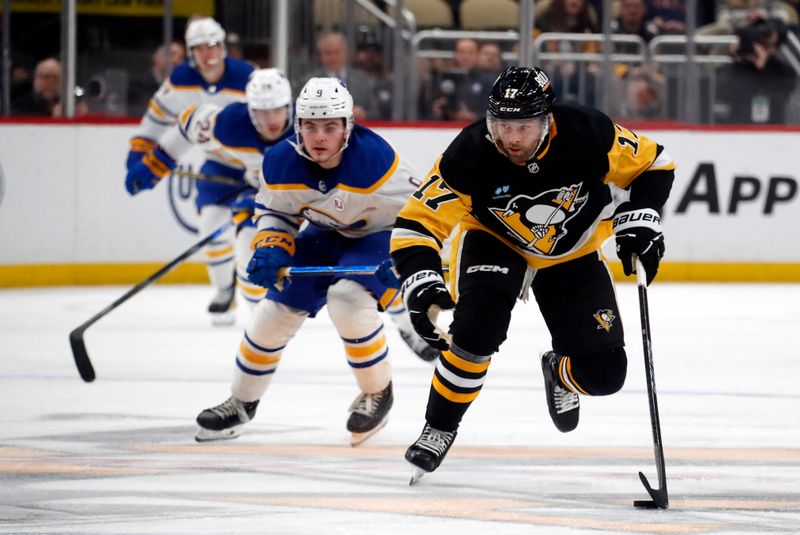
[442,350,490,374]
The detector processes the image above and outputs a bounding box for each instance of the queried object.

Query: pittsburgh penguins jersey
[391,104,676,272]
[254,124,419,239]
[159,101,292,185]
[134,58,254,145]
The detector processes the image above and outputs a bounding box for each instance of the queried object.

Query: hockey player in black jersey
[390,66,676,481]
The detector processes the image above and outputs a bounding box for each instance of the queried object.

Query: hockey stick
[171,168,245,187]
[632,256,669,509]
[69,211,251,382]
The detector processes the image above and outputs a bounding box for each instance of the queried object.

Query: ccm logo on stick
[466,265,510,274]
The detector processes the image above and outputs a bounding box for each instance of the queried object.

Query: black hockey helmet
[487,66,555,120]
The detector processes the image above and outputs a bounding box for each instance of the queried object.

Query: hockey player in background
[125,68,294,323]
[390,66,676,480]
[195,78,434,445]
[124,17,255,323]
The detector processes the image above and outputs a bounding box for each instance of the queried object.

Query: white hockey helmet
[246,68,293,137]
[185,17,226,64]
[293,77,354,158]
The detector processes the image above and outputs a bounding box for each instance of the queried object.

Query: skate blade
[210,310,237,327]
[409,467,427,486]
[194,425,244,443]
[350,416,389,447]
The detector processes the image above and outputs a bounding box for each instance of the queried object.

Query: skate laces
[210,397,248,420]
[349,390,383,416]
[553,384,579,414]
[415,424,455,456]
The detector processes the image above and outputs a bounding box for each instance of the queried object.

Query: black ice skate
[541,351,580,433]
[208,285,236,326]
[399,329,441,362]
[347,382,393,446]
[195,396,259,442]
[405,423,457,485]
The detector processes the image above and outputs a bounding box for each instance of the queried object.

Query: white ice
[1,282,799,534]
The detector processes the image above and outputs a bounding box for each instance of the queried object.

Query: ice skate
[347,382,393,446]
[208,285,236,326]
[405,423,457,484]
[541,351,580,432]
[399,328,441,363]
[195,396,259,442]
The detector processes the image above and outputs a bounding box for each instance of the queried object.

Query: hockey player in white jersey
[195,78,428,445]
[125,68,294,323]
[124,17,255,322]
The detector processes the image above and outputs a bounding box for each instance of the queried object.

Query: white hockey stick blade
[409,467,427,486]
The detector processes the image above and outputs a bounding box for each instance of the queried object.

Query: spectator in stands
[226,32,244,59]
[535,0,600,105]
[429,38,494,121]
[648,0,688,34]
[12,58,88,117]
[715,17,797,123]
[614,66,664,119]
[127,41,186,117]
[612,0,660,47]
[304,31,378,121]
[476,41,504,76]
[354,42,394,119]
[697,0,797,36]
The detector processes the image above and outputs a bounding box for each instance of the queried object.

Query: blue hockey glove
[124,146,176,195]
[247,229,295,292]
[375,258,401,289]
[231,188,257,215]
[612,202,665,286]
[401,270,455,351]
[126,136,156,170]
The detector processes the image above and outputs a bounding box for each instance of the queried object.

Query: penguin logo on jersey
[489,183,587,254]
[593,308,616,332]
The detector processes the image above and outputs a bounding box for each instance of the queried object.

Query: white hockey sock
[327,279,392,394]
[232,300,307,401]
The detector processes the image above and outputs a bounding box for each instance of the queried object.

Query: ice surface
[1,282,799,534]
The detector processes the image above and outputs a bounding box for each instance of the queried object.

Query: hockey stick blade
[634,471,669,509]
[69,327,96,382]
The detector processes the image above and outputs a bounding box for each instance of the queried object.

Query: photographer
[715,18,797,124]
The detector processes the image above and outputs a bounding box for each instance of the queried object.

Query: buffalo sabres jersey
[391,104,676,270]
[135,58,254,145]
[160,101,292,185]
[254,124,419,239]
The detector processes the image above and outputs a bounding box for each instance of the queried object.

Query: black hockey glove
[400,270,455,351]
[612,202,664,286]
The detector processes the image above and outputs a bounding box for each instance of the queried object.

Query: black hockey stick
[69,211,250,382]
[170,168,245,187]
[632,256,669,509]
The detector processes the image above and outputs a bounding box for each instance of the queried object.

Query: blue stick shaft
[281,265,379,276]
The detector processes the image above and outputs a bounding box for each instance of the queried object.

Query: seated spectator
[614,66,664,119]
[476,41,504,76]
[698,0,797,36]
[127,41,185,117]
[11,58,88,117]
[648,0,688,34]
[612,0,660,47]
[429,38,495,121]
[303,31,378,121]
[715,17,797,123]
[535,0,600,105]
